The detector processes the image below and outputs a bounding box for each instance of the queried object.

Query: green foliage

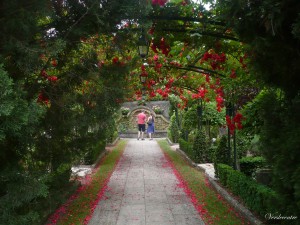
[213,135,230,177]
[240,90,267,136]
[0,2,131,224]
[168,94,181,118]
[182,103,225,140]
[217,0,300,97]
[217,164,283,221]
[258,90,300,217]
[83,140,106,165]
[182,106,198,132]
[235,131,250,159]
[239,156,267,177]
[0,170,49,225]
[178,138,194,161]
[192,129,210,163]
[168,112,180,143]
[202,102,226,126]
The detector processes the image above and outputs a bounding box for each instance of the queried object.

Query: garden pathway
[88,139,205,225]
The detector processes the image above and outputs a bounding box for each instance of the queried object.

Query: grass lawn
[46,139,127,225]
[158,140,249,225]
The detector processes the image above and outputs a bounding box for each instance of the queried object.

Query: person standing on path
[137,110,146,140]
[146,113,155,140]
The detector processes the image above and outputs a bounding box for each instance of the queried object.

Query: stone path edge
[167,140,264,225]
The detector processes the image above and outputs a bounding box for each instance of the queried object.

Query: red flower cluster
[204,73,210,83]
[148,26,155,35]
[149,90,156,98]
[169,61,182,67]
[151,42,159,53]
[216,95,224,112]
[156,88,170,98]
[165,78,174,89]
[160,38,170,56]
[37,92,49,105]
[239,54,247,69]
[112,56,119,64]
[154,62,162,73]
[140,64,148,77]
[147,79,156,87]
[230,69,236,79]
[226,113,244,134]
[151,38,170,56]
[201,51,226,70]
[112,56,126,66]
[152,0,168,6]
[192,88,208,99]
[40,69,58,82]
[51,59,57,67]
[181,0,188,6]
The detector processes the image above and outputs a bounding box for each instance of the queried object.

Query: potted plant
[121,107,130,115]
[152,105,163,114]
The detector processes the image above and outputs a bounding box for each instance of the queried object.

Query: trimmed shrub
[214,135,231,177]
[217,164,282,219]
[192,129,209,163]
[239,156,267,177]
[168,112,180,143]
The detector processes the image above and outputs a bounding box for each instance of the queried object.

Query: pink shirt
[137,112,146,124]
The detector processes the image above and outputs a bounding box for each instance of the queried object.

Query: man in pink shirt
[137,110,146,140]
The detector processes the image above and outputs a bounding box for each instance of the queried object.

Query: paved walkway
[88,139,205,225]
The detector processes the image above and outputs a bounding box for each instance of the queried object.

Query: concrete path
[88,139,205,225]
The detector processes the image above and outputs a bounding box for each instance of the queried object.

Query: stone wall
[117,101,170,137]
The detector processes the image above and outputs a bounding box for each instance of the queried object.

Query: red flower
[226,113,244,134]
[198,88,208,99]
[181,0,188,6]
[112,57,119,64]
[37,92,49,105]
[205,74,210,83]
[160,37,170,56]
[152,0,168,6]
[151,43,158,53]
[47,76,58,82]
[192,93,199,99]
[51,59,58,67]
[230,69,236,79]
[165,78,174,88]
[149,91,156,97]
[237,123,243,130]
[202,52,212,61]
[154,62,162,72]
[233,113,243,123]
[148,27,155,35]
[216,95,224,106]
[40,69,48,78]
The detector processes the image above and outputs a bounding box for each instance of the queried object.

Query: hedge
[178,138,196,162]
[239,156,267,177]
[217,164,281,219]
